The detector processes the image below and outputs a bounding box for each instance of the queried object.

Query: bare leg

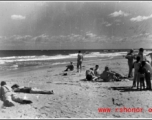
[30,88,54,94]
[133,73,137,87]
[79,62,82,73]
[137,76,140,89]
[77,62,79,72]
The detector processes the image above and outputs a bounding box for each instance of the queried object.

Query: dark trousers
[140,77,145,89]
[145,71,151,90]
[128,63,133,78]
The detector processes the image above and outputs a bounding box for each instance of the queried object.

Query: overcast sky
[0,1,152,50]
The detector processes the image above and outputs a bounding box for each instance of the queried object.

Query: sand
[0,57,152,118]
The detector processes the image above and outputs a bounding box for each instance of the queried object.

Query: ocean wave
[2,50,152,65]
[0,51,127,65]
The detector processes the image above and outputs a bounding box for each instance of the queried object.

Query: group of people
[125,48,152,90]
[64,51,83,73]
[64,50,126,82]
[85,65,124,82]
[1,49,152,107]
[64,51,124,82]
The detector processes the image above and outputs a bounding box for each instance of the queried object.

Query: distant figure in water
[124,49,135,78]
[11,84,54,94]
[64,62,74,71]
[146,52,152,66]
[77,51,83,73]
[0,81,32,107]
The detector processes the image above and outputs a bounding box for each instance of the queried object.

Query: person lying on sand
[64,62,74,72]
[0,81,32,107]
[86,68,98,81]
[100,66,122,82]
[11,84,54,94]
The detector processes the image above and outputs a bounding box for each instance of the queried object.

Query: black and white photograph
[0,1,152,118]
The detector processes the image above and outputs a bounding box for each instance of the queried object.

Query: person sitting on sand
[64,62,74,71]
[0,81,32,107]
[100,66,121,82]
[94,65,101,78]
[132,56,141,88]
[86,68,98,81]
[11,84,54,94]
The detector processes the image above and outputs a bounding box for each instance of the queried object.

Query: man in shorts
[77,51,83,73]
[124,49,135,78]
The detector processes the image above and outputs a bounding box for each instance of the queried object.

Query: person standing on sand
[146,52,152,66]
[77,51,83,72]
[137,48,147,62]
[124,49,135,78]
[132,56,141,88]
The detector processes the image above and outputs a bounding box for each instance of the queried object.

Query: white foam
[0,51,127,65]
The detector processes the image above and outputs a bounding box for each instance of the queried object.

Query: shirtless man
[146,52,152,66]
[138,48,147,62]
[77,51,83,72]
[124,49,135,78]
[94,65,101,78]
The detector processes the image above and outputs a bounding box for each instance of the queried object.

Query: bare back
[77,53,83,62]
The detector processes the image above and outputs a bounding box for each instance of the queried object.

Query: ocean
[0,49,151,72]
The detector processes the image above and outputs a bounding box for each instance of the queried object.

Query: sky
[0,1,152,50]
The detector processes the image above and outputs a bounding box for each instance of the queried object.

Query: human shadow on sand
[80,78,116,82]
[110,86,150,92]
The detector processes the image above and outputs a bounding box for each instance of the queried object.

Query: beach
[1,56,152,118]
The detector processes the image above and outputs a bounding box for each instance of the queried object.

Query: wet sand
[0,58,152,118]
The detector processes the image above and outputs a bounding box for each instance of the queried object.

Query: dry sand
[1,58,152,118]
